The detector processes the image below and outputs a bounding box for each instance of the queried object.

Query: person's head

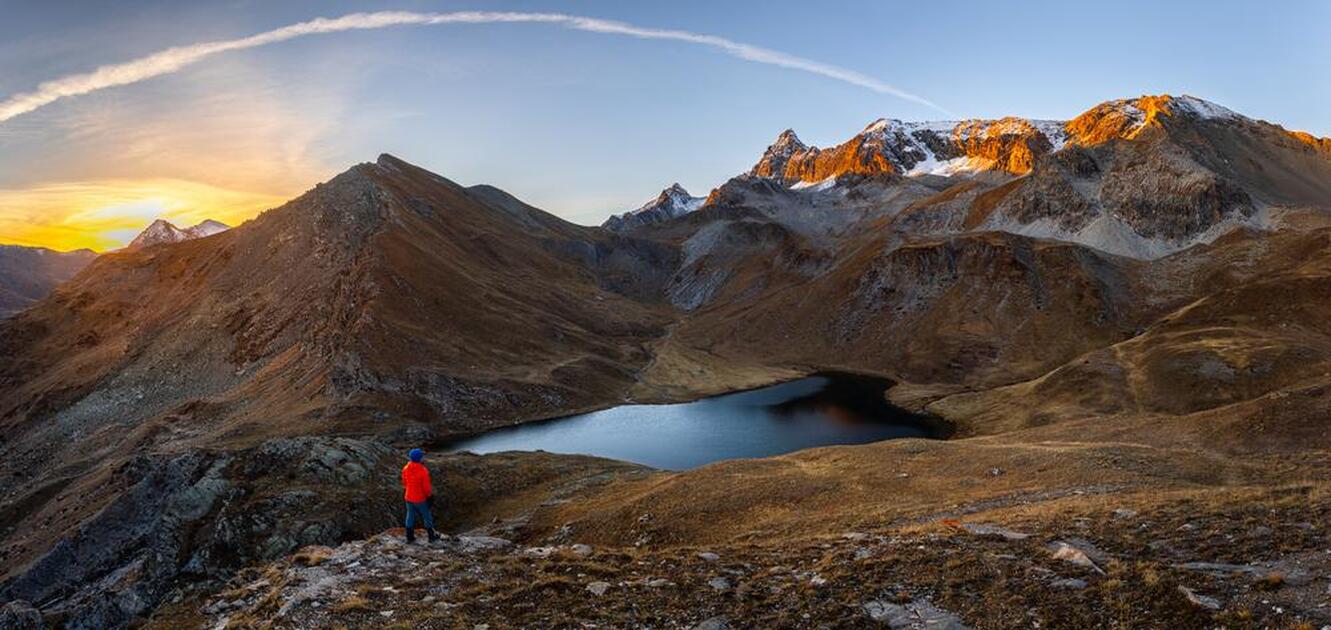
[409,448,424,463]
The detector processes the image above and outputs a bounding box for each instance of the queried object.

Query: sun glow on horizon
[0,179,293,252]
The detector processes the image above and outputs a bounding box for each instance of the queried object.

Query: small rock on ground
[1178,585,1221,610]
[863,599,970,629]
[962,523,1029,541]
[691,616,728,630]
[1048,541,1105,574]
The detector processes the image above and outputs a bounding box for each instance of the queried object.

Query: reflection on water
[445,373,950,470]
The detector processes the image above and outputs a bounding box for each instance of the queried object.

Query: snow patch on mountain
[1171,95,1242,121]
[789,176,839,191]
[906,155,995,177]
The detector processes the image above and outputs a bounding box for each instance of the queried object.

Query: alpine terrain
[3,94,1331,629]
[0,246,96,318]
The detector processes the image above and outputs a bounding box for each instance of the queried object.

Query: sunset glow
[0,179,290,251]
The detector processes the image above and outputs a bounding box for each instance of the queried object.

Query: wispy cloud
[0,10,950,123]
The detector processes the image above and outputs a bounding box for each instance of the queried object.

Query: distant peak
[191,219,230,230]
[602,183,704,232]
[126,217,229,250]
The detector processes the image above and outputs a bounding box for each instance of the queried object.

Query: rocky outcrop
[1289,130,1331,157]
[0,438,398,629]
[0,439,642,629]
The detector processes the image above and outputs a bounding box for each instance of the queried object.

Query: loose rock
[1048,541,1105,574]
[1178,586,1221,610]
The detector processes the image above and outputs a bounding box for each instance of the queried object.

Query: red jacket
[401,461,433,503]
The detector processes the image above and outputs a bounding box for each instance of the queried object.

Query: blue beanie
[409,448,424,462]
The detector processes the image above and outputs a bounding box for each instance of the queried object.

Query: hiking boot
[427,528,440,543]
[405,529,416,544]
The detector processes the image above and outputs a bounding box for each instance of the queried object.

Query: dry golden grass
[291,545,335,567]
[331,595,372,614]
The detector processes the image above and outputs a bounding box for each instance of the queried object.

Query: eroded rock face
[0,600,43,630]
[0,438,399,629]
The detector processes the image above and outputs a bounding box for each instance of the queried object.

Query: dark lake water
[446,374,950,470]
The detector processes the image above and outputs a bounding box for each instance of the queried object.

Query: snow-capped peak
[126,218,231,250]
[602,184,705,233]
[185,219,230,239]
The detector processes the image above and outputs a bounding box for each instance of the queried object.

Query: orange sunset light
[0,179,292,252]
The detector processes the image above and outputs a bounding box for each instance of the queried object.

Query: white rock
[1048,542,1105,574]
[587,581,611,596]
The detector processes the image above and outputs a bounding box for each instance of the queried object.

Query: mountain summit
[602,183,705,232]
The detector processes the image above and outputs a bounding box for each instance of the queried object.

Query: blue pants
[405,500,434,530]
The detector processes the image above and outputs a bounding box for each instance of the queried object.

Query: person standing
[401,448,439,543]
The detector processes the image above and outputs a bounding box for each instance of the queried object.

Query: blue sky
[1,0,1328,248]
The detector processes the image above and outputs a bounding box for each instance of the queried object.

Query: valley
[2,94,1331,628]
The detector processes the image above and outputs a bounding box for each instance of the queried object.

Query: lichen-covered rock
[0,600,44,630]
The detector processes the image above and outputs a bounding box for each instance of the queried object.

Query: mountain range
[0,246,97,318]
[3,94,1331,627]
[0,218,230,320]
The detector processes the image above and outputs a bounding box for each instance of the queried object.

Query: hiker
[401,448,439,543]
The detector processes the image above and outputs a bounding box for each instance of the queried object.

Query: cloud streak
[0,11,950,123]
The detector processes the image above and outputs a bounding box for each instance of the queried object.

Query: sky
[1,0,1328,251]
